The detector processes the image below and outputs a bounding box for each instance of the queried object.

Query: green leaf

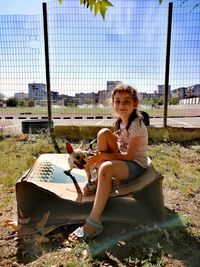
[94,3,100,16]
[59,0,114,19]
[88,0,94,11]
[99,2,107,19]
[102,0,113,7]
[159,0,164,4]
[90,3,94,11]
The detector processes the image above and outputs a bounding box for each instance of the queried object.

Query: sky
[0,0,200,97]
[0,0,43,15]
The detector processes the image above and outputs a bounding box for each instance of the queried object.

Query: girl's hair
[112,84,140,131]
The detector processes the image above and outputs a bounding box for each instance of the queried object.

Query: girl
[63,84,148,244]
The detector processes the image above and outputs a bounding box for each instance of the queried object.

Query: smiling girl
[63,84,148,244]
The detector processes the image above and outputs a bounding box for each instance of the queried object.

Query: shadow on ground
[93,209,200,266]
[14,207,200,267]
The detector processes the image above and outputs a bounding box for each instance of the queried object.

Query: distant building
[51,91,59,101]
[157,85,171,97]
[75,92,98,104]
[171,84,200,99]
[139,92,154,100]
[185,86,193,98]
[59,94,69,100]
[193,84,200,97]
[107,81,122,98]
[186,84,200,97]
[14,92,28,100]
[171,87,186,99]
[98,90,107,102]
[28,83,47,100]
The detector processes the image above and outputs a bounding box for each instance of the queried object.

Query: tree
[6,97,18,107]
[58,0,113,19]
[58,0,199,19]
[76,0,163,19]
[180,0,200,12]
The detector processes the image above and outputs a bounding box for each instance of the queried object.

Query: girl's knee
[98,162,113,180]
[97,128,113,139]
[97,128,118,153]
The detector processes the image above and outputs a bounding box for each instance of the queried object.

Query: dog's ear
[66,143,74,154]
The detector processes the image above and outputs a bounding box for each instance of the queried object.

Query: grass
[148,142,200,194]
[0,133,200,267]
[0,106,113,115]
[2,104,199,117]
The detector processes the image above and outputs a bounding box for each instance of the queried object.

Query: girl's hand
[88,152,105,167]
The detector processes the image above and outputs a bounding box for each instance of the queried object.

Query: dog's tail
[63,170,82,194]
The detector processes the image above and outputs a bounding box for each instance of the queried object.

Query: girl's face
[113,92,137,119]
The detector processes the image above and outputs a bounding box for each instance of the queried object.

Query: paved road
[0,114,200,135]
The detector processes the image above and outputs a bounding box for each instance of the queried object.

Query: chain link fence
[0,0,200,134]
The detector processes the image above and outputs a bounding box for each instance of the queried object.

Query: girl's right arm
[88,135,143,166]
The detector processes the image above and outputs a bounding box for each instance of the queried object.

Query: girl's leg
[68,160,129,241]
[89,160,128,222]
[97,128,118,153]
[83,128,117,195]
[67,129,125,242]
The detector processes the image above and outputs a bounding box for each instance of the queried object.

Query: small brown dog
[66,143,97,195]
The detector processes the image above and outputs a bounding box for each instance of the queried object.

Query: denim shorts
[125,161,146,180]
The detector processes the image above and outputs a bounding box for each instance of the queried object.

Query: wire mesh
[0,0,199,134]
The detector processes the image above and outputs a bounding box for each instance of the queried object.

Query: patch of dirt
[164,187,200,235]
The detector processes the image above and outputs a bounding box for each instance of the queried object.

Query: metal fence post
[42,2,60,153]
[164,2,173,127]
[42,2,52,131]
